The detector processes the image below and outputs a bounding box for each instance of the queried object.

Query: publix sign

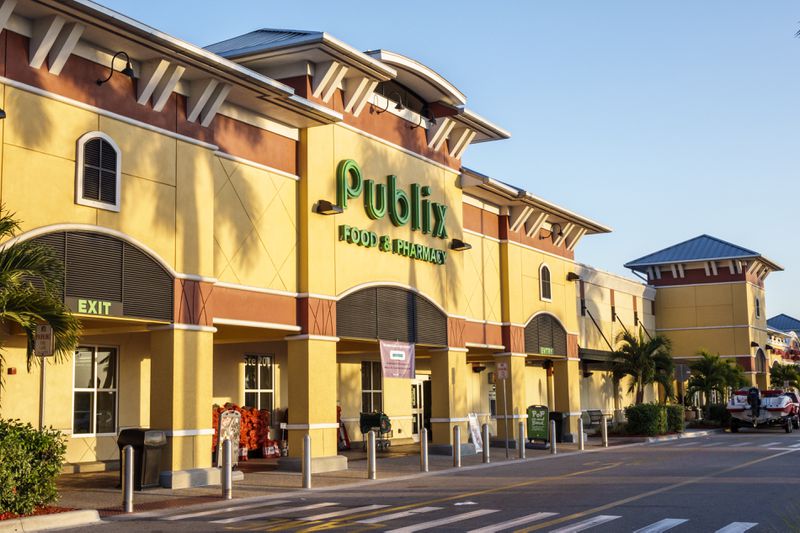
[336,159,448,265]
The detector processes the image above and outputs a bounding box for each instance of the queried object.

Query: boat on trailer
[727,387,800,433]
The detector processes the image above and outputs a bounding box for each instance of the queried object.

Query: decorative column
[429,348,469,454]
[553,334,582,442]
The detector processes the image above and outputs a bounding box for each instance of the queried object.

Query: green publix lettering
[337,159,448,239]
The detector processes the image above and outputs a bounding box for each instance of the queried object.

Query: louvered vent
[26,232,65,292]
[337,286,446,346]
[524,314,567,355]
[30,231,172,322]
[82,137,118,205]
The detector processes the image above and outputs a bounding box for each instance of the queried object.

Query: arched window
[539,264,552,301]
[76,132,121,211]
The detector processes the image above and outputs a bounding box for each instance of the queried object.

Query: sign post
[496,362,509,458]
[34,324,54,430]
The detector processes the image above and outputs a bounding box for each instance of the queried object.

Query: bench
[585,410,612,429]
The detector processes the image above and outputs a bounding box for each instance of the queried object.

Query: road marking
[299,504,388,521]
[386,509,499,533]
[700,442,722,447]
[789,442,800,448]
[211,502,337,524]
[714,522,758,533]
[633,518,689,532]
[515,449,795,532]
[161,499,290,521]
[675,442,695,447]
[728,442,751,447]
[759,441,779,447]
[548,515,620,532]
[356,507,442,525]
[467,512,558,533]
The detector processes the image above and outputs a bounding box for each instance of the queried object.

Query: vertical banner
[379,339,416,379]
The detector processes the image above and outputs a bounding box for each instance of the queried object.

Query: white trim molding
[284,334,340,342]
[214,151,299,181]
[429,417,469,423]
[149,324,217,333]
[166,428,215,437]
[74,131,121,212]
[283,423,340,430]
[492,414,528,419]
[212,317,301,332]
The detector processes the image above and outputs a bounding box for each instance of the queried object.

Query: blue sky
[100,0,800,317]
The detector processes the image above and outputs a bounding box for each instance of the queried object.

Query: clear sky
[99,0,800,317]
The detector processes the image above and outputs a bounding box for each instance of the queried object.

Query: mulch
[0,506,75,521]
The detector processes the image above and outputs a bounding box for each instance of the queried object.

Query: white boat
[727,388,799,433]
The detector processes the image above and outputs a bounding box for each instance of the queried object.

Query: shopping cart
[359,412,392,450]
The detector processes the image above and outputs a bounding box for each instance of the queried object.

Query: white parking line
[728,442,751,447]
[700,442,722,447]
[467,512,558,533]
[789,442,800,448]
[386,509,499,533]
[759,442,779,447]
[161,499,290,521]
[210,502,337,524]
[634,518,689,533]
[299,504,388,521]
[675,442,695,447]
[714,522,758,533]
[356,507,442,525]
[548,515,621,533]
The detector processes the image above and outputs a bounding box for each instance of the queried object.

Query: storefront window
[361,361,383,413]
[244,354,274,411]
[73,346,117,435]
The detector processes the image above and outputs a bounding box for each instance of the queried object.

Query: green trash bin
[526,405,549,443]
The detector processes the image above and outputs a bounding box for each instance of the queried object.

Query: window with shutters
[539,264,552,301]
[75,132,121,212]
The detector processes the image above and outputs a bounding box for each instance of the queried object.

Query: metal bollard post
[302,434,312,489]
[550,420,557,455]
[601,415,609,448]
[482,423,490,464]
[420,428,429,472]
[517,421,526,459]
[221,438,232,500]
[368,430,377,480]
[453,425,461,467]
[122,444,133,513]
[578,418,585,451]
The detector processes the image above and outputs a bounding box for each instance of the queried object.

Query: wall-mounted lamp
[450,239,472,251]
[97,51,135,86]
[566,272,581,282]
[388,91,405,111]
[314,199,343,215]
[750,341,760,348]
[543,222,562,241]
[472,364,486,373]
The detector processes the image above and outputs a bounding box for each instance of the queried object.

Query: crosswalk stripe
[700,442,722,447]
[788,442,800,448]
[210,502,337,524]
[299,504,389,521]
[633,518,689,533]
[728,442,751,447]
[548,515,621,533]
[385,509,499,533]
[760,442,779,447]
[466,512,558,533]
[161,499,290,521]
[357,507,443,525]
[714,522,758,533]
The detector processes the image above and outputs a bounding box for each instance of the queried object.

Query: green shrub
[666,404,685,433]
[625,403,667,436]
[0,419,66,515]
[706,403,731,424]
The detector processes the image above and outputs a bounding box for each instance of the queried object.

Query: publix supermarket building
[0,0,783,487]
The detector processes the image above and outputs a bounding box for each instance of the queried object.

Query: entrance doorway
[411,375,431,442]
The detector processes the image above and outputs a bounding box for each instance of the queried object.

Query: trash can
[117,429,167,490]
[549,411,565,443]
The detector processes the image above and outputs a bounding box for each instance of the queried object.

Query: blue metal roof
[205,29,322,58]
[768,314,800,334]
[624,234,762,271]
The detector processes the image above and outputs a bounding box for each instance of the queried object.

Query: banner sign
[527,405,549,442]
[216,410,241,467]
[468,413,483,452]
[379,339,416,379]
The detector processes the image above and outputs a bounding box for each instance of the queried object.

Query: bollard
[302,434,312,489]
[482,423,490,464]
[601,415,609,448]
[550,420,557,455]
[420,428,429,472]
[122,444,134,513]
[517,421,526,459]
[453,425,462,467]
[368,430,377,480]
[578,418,585,451]
[221,438,232,500]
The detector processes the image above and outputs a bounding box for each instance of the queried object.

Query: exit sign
[66,297,123,317]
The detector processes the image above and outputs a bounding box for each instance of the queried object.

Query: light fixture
[566,272,581,282]
[0,108,6,120]
[97,51,136,86]
[544,222,562,241]
[314,199,343,215]
[450,239,472,251]
[387,91,405,111]
[472,364,486,373]
[750,341,760,348]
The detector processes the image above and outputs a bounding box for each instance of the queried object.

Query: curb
[0,510,100,532]
[645,428,725,443]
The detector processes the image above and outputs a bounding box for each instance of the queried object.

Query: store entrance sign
[337,159,448,239]
[66,297,123,317]
[379,339,415,379]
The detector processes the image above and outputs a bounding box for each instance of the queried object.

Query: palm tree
[687,351,744,417]
[0,209,81,400]
[770,362,800,389]
[611,328,673,404]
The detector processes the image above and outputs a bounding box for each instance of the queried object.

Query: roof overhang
[365,49,465,106]
[624,255,784,273]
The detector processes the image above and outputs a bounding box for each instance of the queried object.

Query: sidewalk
[54,430,714,517]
